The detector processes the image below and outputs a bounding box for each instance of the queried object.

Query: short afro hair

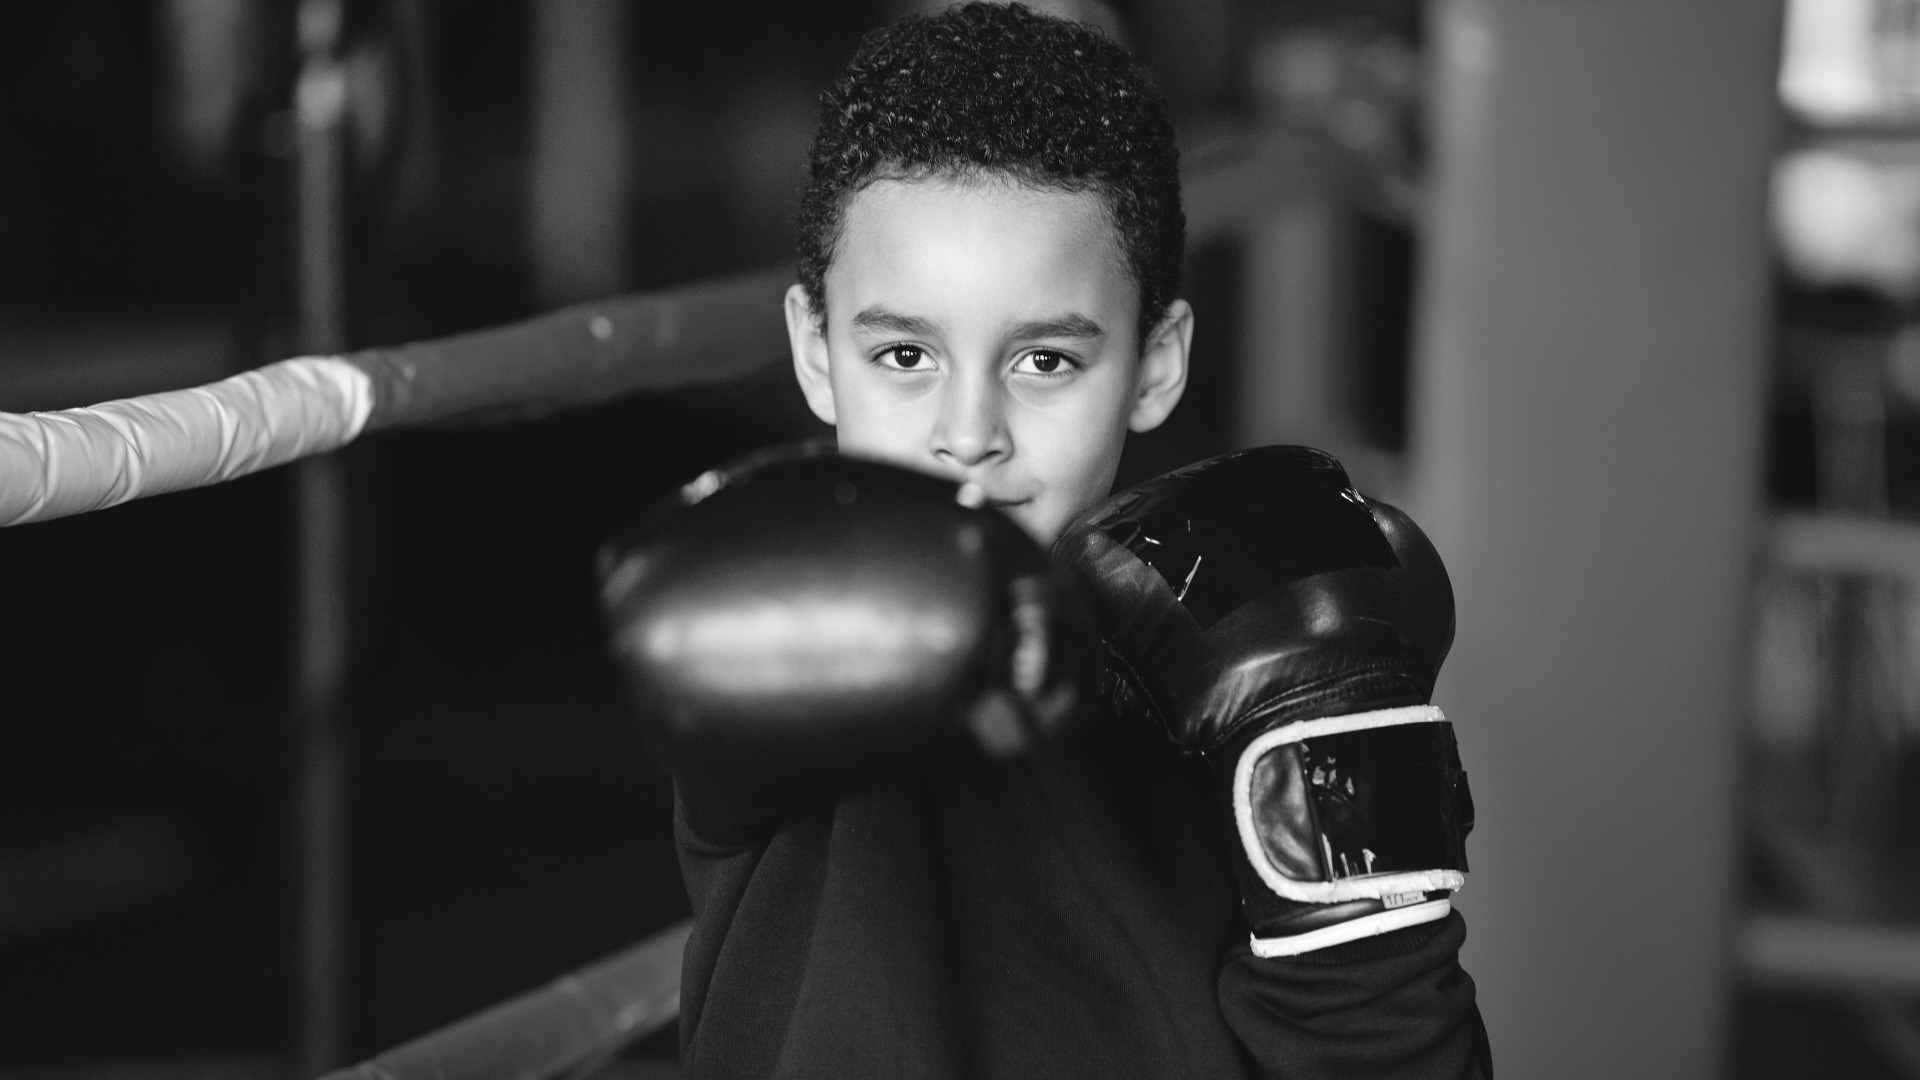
[797,2,1185,341]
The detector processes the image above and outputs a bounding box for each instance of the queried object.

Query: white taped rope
[0,356,373,526]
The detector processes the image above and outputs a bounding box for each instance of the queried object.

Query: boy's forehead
[827,176,1138,327]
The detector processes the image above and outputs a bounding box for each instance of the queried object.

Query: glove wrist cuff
[1250,896,1452,957]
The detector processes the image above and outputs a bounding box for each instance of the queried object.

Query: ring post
[294,0,352,1072]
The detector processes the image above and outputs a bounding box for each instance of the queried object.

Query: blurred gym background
[0,0,1908,1076]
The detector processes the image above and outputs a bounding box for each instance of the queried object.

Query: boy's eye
[1012,349,1074,376]
[878,345,929,370]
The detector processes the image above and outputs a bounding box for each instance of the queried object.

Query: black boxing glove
[1055,445,1472,957]
[598,444,1095,835]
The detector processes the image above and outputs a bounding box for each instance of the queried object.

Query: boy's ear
[1128,298,1192,433]
[786,283,838,426]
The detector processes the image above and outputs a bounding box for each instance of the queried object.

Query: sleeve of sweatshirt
[1217,910,1492,1080]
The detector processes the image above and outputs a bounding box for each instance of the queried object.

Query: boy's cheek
[1022,466,1118,545]
[830,399,936,470]
[826,376,912,450]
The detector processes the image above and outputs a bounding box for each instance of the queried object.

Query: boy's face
[787,177,1190,544]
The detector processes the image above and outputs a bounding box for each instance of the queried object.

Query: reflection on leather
[1095,447,1395,630]
[1250,722,1471,883]
[1055,445,1457,750]
[1250,742,1322,882]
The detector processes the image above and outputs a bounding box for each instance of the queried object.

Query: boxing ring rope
[0,267,794,528]
[319,921,691,1080]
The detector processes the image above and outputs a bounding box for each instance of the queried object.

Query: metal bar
[1771,512,1920,580]
[528,0,629,305]
[322,920,691,1080]
[294,453,350,1077]
[294,0,351,1073]
[1740,914,1920,991]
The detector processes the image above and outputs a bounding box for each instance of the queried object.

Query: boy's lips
[954,480,1034,511]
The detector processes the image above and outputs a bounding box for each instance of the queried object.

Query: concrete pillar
[529,0,629,305]
[1407,2,1782,1076]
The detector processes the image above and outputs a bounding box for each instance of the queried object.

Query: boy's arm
[1219,913,1491,1080]
[1055,445,1489,1075]
[597,446,1096,843]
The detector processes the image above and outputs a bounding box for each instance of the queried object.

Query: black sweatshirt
[672,708,1489,1080]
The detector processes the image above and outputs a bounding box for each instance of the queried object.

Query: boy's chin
[997,500,1064,547]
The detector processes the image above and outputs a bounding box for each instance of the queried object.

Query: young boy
[609,5,1489,1076]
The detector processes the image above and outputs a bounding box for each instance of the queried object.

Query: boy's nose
[930,367,1011,469]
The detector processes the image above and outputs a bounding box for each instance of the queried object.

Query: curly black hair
[797,2,1184,342]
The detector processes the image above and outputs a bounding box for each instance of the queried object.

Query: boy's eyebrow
[849,307,1106,342]
[1007,313,1105,341]
[851,307,941,337]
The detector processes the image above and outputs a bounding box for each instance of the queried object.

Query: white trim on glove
[0,356,373,526]
[1250,896,1453,958]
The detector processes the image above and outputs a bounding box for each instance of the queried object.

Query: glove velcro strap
[1232,704,1467,904]
[1250,896,1453,958]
